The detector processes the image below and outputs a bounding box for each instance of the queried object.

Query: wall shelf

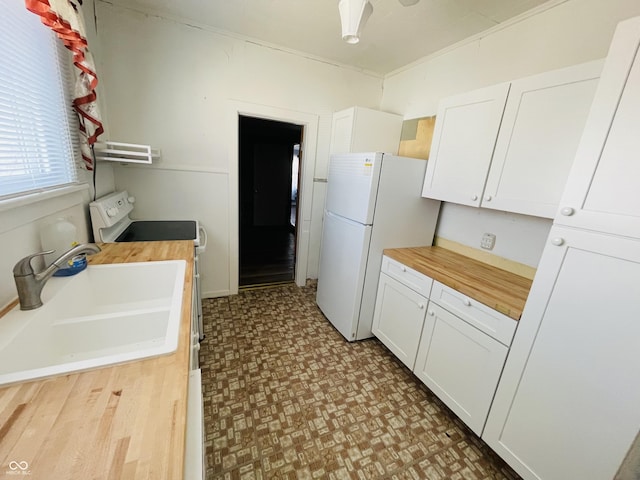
[94,142,160,164]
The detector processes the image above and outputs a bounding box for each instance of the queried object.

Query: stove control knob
[128,196,136,204]
[107,207,119,218]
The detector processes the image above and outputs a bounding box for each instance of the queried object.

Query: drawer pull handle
[463,298,471,306]
[428,310,435,316]
[418,303,425,309]
[471,194,478,201]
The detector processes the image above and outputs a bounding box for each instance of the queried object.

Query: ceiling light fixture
[338,0,373,44]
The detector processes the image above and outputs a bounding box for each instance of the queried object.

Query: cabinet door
[421,83,510,207]
[556,17,640,238]
[329,107,403,155]
[413,302,508,436]
[350,107,402,154]
[372,273,428,370]
[483,61,602,218]
[483,226,640,480]
[330,108,355,154]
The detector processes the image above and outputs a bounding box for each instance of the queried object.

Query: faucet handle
[13,250,55,277]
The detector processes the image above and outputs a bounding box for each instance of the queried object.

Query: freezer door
[325,153,382,225]
[316,211,372,341]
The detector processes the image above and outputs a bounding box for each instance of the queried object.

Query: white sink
[0,260,186,386]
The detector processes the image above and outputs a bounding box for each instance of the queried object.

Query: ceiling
[108,0,555,75]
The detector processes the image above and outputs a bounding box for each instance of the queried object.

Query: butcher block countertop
[0,241,194,480]
[384,246,532,320]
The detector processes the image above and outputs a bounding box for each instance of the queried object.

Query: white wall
[382,0,640,267]
[0,187,92,309]
[95,2,386,296]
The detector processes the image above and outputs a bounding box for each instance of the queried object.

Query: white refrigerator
[316,152,441,341]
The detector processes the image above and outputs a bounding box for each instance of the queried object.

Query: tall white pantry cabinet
[482,16,640,480]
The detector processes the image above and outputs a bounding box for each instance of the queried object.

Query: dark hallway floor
[239,226,296,287]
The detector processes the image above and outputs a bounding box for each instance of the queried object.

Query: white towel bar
[94,141,160,164]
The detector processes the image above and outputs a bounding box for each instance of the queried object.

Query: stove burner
[115,221,197,242]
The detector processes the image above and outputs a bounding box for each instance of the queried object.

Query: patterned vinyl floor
[199,283,521,480]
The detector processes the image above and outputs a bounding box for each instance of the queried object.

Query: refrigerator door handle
[325,210,369,227]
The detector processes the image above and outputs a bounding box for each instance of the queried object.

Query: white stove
[88,190,205,252]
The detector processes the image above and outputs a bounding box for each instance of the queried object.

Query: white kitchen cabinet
[483,61,602,218]
[482,226,640,480]
[329,106,403,154]
[372,272,429,370]
[184,369,205,480]
[429,281,517,347]
[555,17,640,239]
[421,83,510,207]
[413,301,509,436]
[379,254,433,298]
[372,254,519,437]
[483,17,640,480]
[422,62,601,218]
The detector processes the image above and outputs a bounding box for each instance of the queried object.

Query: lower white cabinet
[413,302,508,436]
[372,273,428,370]
[184,369,205,480]
[372,254,517,437]
[482,226,640,480]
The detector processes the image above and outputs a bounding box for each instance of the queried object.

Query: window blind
[0,0,80,200]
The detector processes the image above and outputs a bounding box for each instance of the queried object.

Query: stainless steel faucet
[13,243,102,311]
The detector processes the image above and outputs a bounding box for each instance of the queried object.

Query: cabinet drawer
[430,281,516,346]
[381,255,433,297]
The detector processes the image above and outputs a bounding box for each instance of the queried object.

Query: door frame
[228,100,319,293]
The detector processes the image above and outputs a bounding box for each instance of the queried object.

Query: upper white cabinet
[556,18,640,239]
[483,61,602,217]
[329,106,403,155]
[422,61,602,218]
[421,83,510,207]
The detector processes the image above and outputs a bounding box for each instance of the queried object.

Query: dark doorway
[239,116,303,287]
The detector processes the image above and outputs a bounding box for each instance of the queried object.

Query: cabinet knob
[484,195,492,201]
[560,207,575,216]
[471,195,478,201]
[418,303,425,309]
[463,298,471,306]
[401,266,407,272]
[551,237,565,246]
[428,310,435,316]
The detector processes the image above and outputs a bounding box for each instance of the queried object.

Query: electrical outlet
[481,233,496,250]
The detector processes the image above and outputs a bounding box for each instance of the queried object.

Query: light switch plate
[481,233,496,250]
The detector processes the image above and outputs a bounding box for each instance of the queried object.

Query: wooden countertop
[0,241,194,480]
[384,246,532,320]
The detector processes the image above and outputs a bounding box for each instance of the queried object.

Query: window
[0,0,81,200]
